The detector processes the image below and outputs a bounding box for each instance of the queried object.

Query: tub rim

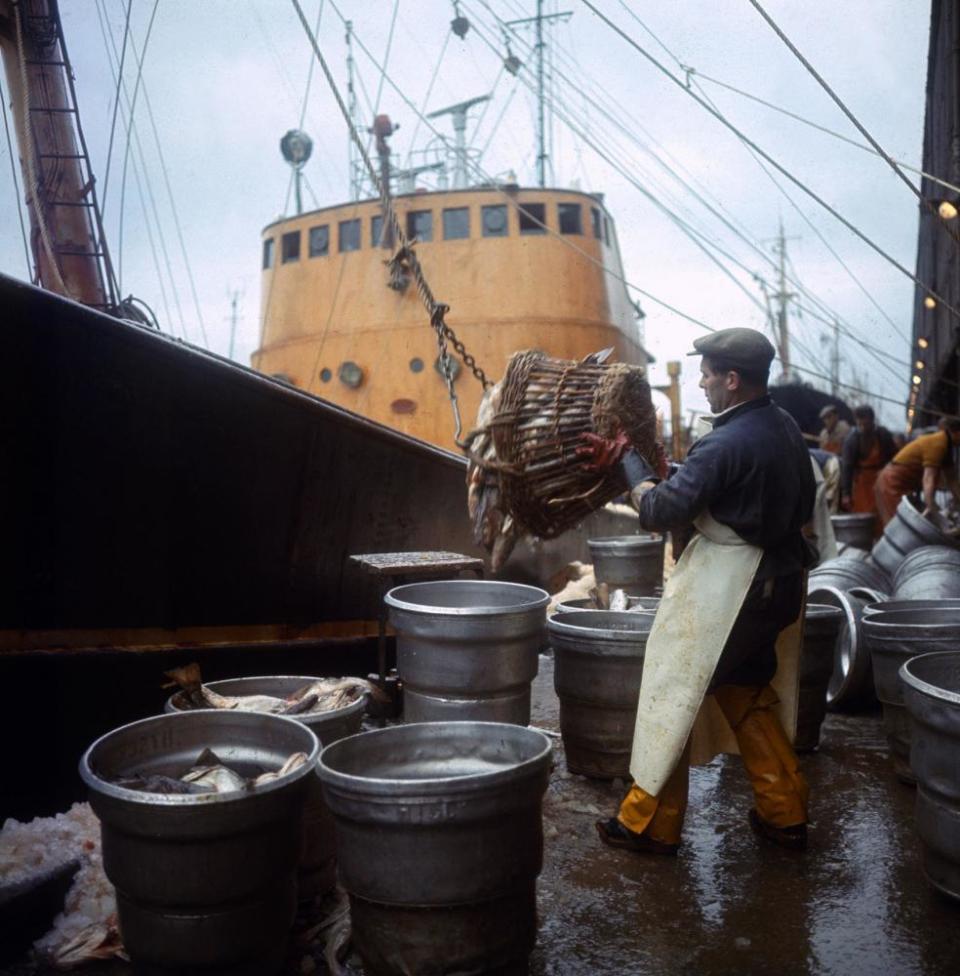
[900,650,960,706]
[385,579,549,617]
[79,710,320,807]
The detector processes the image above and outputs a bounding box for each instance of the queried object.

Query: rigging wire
[117,0,160,295]
[120,9,210,348]
[577,0,960,327]
[692,70,960,197]
[95,0,184,338]
[470,0,902,376]
[0,75,33,277]
[745,0,956,241]
[100,0,133,216]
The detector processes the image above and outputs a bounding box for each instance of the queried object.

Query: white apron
[629,511,804,795]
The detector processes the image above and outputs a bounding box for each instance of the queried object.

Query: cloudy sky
[0,0,931,427]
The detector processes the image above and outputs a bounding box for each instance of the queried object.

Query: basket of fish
[79,710,319,975]
[464,349,661,571]
[165,665,379,898]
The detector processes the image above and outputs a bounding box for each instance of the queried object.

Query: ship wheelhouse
[255,186,648,451]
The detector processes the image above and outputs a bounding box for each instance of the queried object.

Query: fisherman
[839,405,895,527]
[579,327,816,853]
[874,417,960,525]
[818,404,850,454]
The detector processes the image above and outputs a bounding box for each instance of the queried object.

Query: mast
[0,0,117,308]
[345,20,360,200]
[505,3,572,188]
[771,219,795,382]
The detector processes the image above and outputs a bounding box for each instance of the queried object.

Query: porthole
[409,357,424,373]
[319,368,332,383]
[435,355,461,380]
[338,361,364,388]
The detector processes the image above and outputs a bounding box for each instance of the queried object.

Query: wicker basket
[483,350,660,540]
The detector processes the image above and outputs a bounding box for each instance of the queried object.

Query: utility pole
[771,219,796,382]
[505,4,571,187]
[226,288,242,360]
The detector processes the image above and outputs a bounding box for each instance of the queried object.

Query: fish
[252,752,310,788]
[180,748,249,794]
[113,774,213,795]
[608,588,629,612]
[163,666,380,715]
[50,914,126,970]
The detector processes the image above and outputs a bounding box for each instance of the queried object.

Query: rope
[13,0,69,296]
[289,0,492,447]
[0,74,32,277]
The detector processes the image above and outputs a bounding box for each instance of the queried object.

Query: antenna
[280,129,313,215]
[345,21,361,200]
[427,95,490,188]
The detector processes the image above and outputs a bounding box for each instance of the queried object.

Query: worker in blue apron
[580,328,816,852]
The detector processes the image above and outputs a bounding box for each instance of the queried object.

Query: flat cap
[819,404,839,419]
[688,327,776,372]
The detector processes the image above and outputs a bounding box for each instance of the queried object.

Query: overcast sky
[0,0,931,428]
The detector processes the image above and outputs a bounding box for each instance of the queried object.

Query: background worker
[818,404,850,455]
[840,405,895,530]
[580,328,816,855]
[874,417,960,524]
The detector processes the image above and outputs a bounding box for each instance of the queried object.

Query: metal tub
[807,586,884,709]
[862,608,960,783]
[901,652,960,901]
[795,604,845,751]
[553,596,660,614]
[892,546,960,600]
[871,495,959,579]
[386,580,548,726]
[166,677,365,899]
[547,611,654,778]
[808,555,891,595]
[319,722,552,976]
[831,513,877,550]
[80,711,319,975]
[588,535,665,596]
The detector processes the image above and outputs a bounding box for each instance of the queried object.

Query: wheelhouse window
[262,238,274,269]
[558,202,582,235]
[281,230,300,263]
[407,209,433,242]
[443,207,470,240]
[339,218,361,252]
[371,215,385,248]
[308,225,329,257]
[603,215,611,246]
[481,204,508,237]
[590,206,603,240]
[518,202,546,235]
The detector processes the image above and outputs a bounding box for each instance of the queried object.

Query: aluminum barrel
[795,604,845,751]
[808,555,892,595]
[547,610,654,778]
[588,535,665,596]
[166,676,365,899]
[319,721,552,975]
[900,652,960,901]
[871,496,959,579]
[862,608,960,783]
[386,580,548,726]
[892,546,960,600]
[79,711,318,975]
[830,513,877,550]
[806,585,884,708]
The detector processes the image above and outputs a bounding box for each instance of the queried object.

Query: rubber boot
[713,683,809,829]
[615,740,691,846]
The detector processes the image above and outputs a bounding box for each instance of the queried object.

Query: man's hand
[577,430,630,472]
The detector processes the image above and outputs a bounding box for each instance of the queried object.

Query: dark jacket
[634,395,816,580]
[839,426,896,497]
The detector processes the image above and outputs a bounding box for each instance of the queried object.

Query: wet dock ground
[530,654,959,976]
[7,652,959,976]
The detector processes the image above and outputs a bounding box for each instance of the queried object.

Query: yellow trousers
[618,684,809,845]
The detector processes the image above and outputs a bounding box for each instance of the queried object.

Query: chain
[290,0,492,440]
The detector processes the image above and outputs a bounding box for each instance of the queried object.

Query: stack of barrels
[809,497,960,900]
